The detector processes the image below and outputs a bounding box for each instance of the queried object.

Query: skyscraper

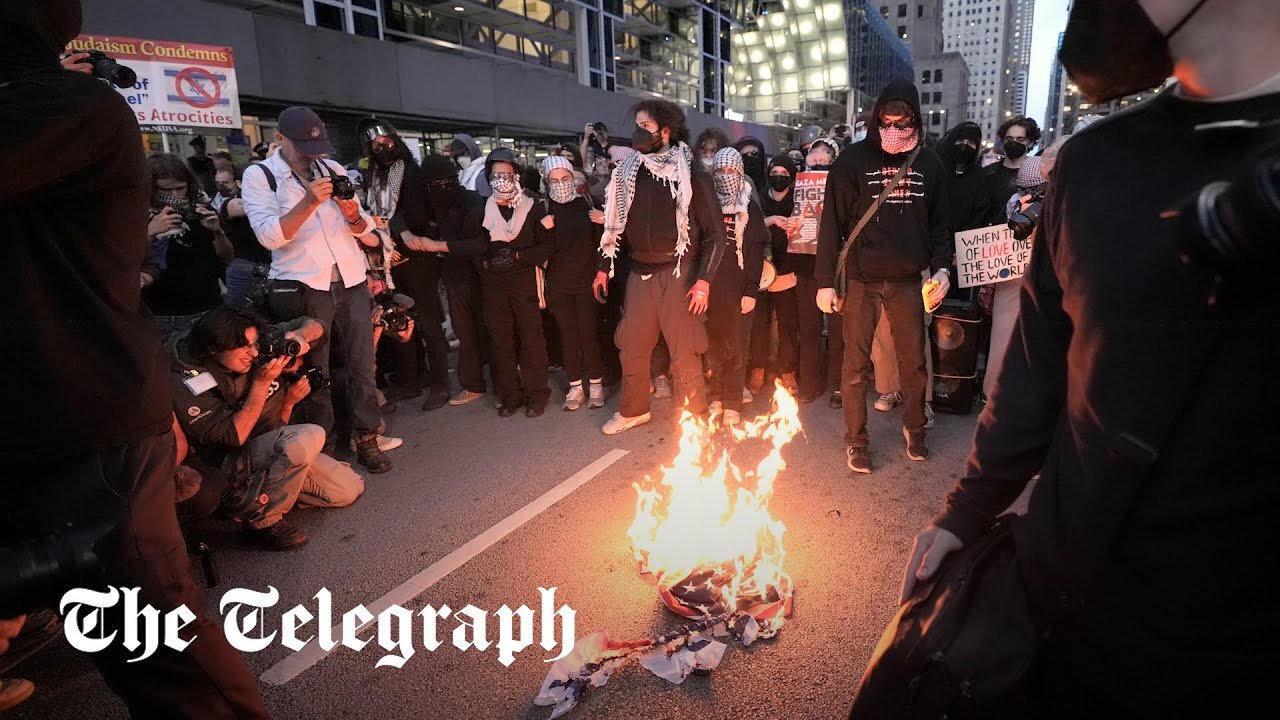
[941,0,1032,143]
[883,1,970,137]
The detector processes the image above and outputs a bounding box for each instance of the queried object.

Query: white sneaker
[588,382,606,409]
[563,385,585,412]
[708,400,723,416]
[924,402,936,429]
[602,411,651,435]
[348,434,403,453]
[652,375,673,399]
[742,387,754,403]
[722,409,741,427]
[875,391,903,412]
[448,389,485,406]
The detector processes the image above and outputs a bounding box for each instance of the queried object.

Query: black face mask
[742,154,766,176]
[808,164,830,173]
[1003,141,1027,160]
[768,175,792,192]
[632,126,662,155]
[372,145,401,166]
[953,144,978,165]
[1058,0,1208,103]
[426,179,460,211]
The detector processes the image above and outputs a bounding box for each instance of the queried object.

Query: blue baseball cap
[277,106,335,157]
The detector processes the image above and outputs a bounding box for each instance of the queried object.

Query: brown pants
[615,269,708,417]
[0,432,269,718]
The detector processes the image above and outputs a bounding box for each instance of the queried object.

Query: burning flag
[535,384,803,717]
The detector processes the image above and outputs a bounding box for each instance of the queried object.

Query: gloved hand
[485,244,519,273]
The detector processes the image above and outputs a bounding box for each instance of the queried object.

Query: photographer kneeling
[172,308,365,550]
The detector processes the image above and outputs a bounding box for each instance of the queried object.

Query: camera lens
[1177,158,1280,274]
[91,54,137,89]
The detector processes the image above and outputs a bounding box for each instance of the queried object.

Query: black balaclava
[767,154,798,194]
[421,153,462,213]
[1,0,82,78]
[734,137,768,192]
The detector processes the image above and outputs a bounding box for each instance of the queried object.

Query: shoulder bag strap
[835,145,921,298]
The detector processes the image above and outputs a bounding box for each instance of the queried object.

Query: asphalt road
[8,379,985,720]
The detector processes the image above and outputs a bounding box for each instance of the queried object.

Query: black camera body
[257,329,302,360]
[331,175,356,201]
[0,520,113,618]
[1176,155,1279,275]
[375,291,415,333]
[1008,192,1045,241]
[289,365,332,391]
[83,50,137,89]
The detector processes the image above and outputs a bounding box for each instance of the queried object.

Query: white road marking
[260,448,629,685]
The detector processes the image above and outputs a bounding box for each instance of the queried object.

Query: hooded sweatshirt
[814,77,951,286]
[453,133,490,197]
[938,121,991,235]
[0,0,172,460]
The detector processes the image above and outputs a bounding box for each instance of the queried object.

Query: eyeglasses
[878,119,914,130]
[426,178,459,191]
[490,172,516,182]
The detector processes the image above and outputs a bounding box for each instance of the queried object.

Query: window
[897,4,906,17]
[918,4,924,17]
[880,5,889,18]
[313,1,345,31]
[897,25,905,37]
[353,12,379,37]
[934,68,943,83]
[933,91,942,103]
[932,113,940,126]
[921,70,930,84]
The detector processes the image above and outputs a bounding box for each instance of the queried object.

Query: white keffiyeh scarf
[483,193,534,242]
[712,148,751,270]
[365,159,405,288]
[599,141,694,277]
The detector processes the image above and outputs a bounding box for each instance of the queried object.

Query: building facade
[940,0,1031,143]
[82,0,772,166]
[728,0,912,138]
[881,1,969,139]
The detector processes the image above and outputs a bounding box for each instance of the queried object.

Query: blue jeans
[224,258,269,309]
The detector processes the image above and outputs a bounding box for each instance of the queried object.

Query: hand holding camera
[195,205,221,233]
[253,355,289,384]
[148,207,182,238]
[305,175,334,206]
[284,375,312,405]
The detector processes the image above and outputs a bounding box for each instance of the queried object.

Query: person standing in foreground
[897,0,1280,714]
[815,78,951,474]
[241,105,391,473]
[0,0,268,715]
[594,100,727,435]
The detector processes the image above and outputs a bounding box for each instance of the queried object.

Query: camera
[375,291,415,333]
[288,366,332,391]
[1176,155,1280,275]
[257,328,302,360]
[82,50,137,89]
[0,520,113,618]
[1007,192,1045,241]
[331,175,356,201]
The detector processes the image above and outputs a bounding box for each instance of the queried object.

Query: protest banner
[787,170,827,255]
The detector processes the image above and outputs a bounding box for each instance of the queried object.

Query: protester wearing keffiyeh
[712,147,752,272]
[599,141,694,277]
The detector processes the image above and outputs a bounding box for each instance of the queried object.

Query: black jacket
[391,186,488,283]
[714,202,768,301]
[545,196,602,294]
[143,217,226,316]
[815,77,951,286]
[933,89,1280,707]
[596,164,726,283]
[479,198,554,281]
[1,10,171,460]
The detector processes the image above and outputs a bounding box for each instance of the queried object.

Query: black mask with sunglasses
[878,118,915,131]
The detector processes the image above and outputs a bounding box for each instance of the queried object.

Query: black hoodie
[938,121,991,236]
[814,77,951,287]
[1,0,173,460]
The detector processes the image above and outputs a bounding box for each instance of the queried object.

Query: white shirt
[241,152,375,291]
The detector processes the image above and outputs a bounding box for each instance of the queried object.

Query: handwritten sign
[787,170,827,255]
[954,223,1033,288]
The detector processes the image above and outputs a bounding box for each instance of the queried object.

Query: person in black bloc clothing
[705,147,767,426]
[893,0,1280,715]
[473,149,554,417]
[394,154,492,408]
[0,0,268,715]
[815,77,952,475]
[541,155,607,411]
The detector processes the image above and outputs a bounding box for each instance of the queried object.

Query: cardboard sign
[787,170,827,255]
[953,223,1033,288]
[67,35,242,132]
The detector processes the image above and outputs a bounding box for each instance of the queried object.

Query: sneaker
[708,400,723,416]
[747,368,765,395]
[779,372,799,397]
[652,375,673,399]
[875,391,903,412]
[421,388,450,411]
[602,411,651,435]
[846,446,872,474]
[722,409,741,427]
[563,385,585,411]
[588,382,606,409]
[354,434,393,473]
[924,402,936,430]
[448,389,485,406]
[742,386,754,403]
[904,427,929,461]
[244,518,308,551]
[829,390,843,409]
[0,679,35,711]
[348,434,403,453]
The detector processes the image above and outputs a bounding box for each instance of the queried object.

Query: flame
[627,382,802,620]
